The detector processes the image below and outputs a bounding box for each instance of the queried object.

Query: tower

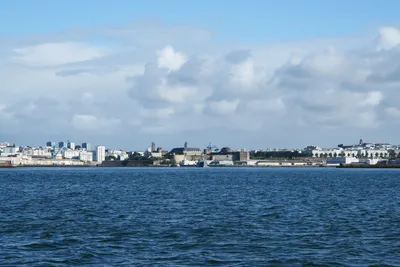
[67,141,75,150]
[82,142,91,151]
[184,142,188,149]
[151,142,155,152]
[96,146,106,163]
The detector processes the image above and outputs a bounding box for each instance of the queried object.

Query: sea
[0,167,399,266]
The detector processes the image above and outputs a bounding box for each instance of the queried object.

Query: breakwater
[337,164,400,168]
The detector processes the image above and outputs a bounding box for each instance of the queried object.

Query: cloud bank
[1,23,400,149]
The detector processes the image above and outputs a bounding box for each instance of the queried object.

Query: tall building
[58,141,65,148]
[151,142,156,152]
[96,145,106,163]
[67,142,75,150]
[82,142,91,151]
[46,141,55,147]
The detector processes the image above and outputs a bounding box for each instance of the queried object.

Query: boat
[197,154,209,168]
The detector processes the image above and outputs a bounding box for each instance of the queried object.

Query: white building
[22,147,52,158]
[96,146,106,163]
[119,153,129,161]
[144,149,163,159]
[63,149,80,159]
[359,158,380,165]
[212,160,234,166]
[79,151,93,162]
[106,149,129,160]
[326,157,359,166]
[0,146,17,156]
[0,142,10,148]
[311,148,392,159]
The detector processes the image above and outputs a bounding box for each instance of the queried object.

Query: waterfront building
[310,147,392,159]
[62,149,80,159]
[22,147,52,158]
[326,157,359,166]
[106,149,129,160]
[79,151,93,162]
[358,158,380,165]
[144,146,164,159]
[169,143,203,163]
[209,147,250,162]
[0,145,17,157]
[96,146,106,163]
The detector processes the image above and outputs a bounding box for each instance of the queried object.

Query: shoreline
[2,165,326,168]
[337,164,400,168]
[3,163,400,169]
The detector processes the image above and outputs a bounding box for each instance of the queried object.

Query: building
[233,151,250,161]
[358,158,380,165]
[255,159,315,167]
[0,145,17,156]
[58,141,65,148]
[326,157,359,166]
[169,143,203,163]
[46,141,56,147]
[62,149,80,159]
[82,142,91,151]
[96,146,106,163]
[209,147,250,162]
[0,142,10,148]
[79,151,93,162]
[67,142,75,150]
[22,147,52,158]
[151,142,156,152]
[106,149,129,161]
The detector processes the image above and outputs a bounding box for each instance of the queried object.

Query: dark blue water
[0,167,399,266]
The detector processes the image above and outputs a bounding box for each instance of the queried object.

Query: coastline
[3,165,400,168]
[337,164,400,168]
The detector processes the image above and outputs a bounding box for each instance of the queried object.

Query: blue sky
[1,0,400,41]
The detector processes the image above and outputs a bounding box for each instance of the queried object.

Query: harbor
[2,139,400,169]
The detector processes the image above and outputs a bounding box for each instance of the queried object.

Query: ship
[197,153,209,168]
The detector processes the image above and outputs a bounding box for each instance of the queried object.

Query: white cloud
[139,107,175,118]
[385,107,400,117]
[156,45,187,71]
[375,27,400,51]
[71,114,121,131]
[208,100,239,115]
[2,24,400,148]
[229,59,257,88]
[12,42,107,66]
[360,91,382,106]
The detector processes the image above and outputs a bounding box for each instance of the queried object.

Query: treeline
[251,151,310,159]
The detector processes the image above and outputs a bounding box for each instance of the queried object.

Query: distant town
[1,139,400,168]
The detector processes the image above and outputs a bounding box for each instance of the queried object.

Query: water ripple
[0,167,399,266]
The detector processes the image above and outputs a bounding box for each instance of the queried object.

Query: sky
[1,1,400,150]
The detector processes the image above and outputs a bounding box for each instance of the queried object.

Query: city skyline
[1,137,399,152]
[2,1,400,148]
